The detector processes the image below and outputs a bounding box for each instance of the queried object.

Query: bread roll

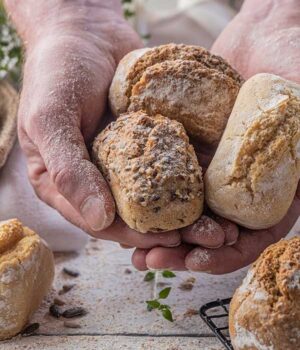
[229,237,300,350]
[0,80,18,168]
[0,219,54,340]
[205,73,300,229]
[109,44,243,144]
[93,111,204,233]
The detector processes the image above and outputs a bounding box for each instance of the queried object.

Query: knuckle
[51,166,73,193]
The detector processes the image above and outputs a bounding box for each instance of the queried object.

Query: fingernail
[81,196,107,231]
[166,241,181,247]
[226,240,237,246]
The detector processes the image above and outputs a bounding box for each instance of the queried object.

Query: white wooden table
[2,220,299,350]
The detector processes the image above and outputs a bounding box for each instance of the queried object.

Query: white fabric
[0,142,88,252]
[134,0,237,48]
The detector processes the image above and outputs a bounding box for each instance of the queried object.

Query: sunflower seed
[62,307,88,318]
[63,268,80,277]
[21,323,40,336]
[49,304,61,318]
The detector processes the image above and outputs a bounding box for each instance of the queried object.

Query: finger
[27,153,182,248]
[131,249,149,271]
[181,215,225,248]
[210,215,239,246]
[144,244,192,271]
[21,112,116,232]
[99,217,181,249]
[185,197,300,274]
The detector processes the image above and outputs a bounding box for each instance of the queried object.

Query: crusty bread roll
[0,80,18,168]
[205,73,300,229]
[0,219,54,340]
[229,237,300,350]
[109,44,243,144]
[93,111,204,233]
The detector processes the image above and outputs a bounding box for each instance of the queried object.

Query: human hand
[131,0,300,273]
[5,0,181,248]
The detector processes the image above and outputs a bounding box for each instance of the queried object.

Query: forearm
[4,1,126,52]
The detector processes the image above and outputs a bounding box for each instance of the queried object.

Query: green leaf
[144,271,155,282]
[9,46,21,59]
[162,270,176,278]
[158,304,170,311]
[124,9,135,18]
[146,300,160,311]
[159,287,171,299]
[121,0,133,3]
[161,308,173,322]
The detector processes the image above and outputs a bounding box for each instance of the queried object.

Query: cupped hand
[5,0,181,248]
[132,0,300,273]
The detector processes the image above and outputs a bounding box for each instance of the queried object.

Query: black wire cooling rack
[199,298,233,350]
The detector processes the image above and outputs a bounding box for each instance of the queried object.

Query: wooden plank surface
[2,218,299,349]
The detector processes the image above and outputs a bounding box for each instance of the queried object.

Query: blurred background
[0,0,243,84]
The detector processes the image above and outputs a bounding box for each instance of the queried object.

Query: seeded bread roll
[229,237,300,350]
[0,80,18,168]
[93,111,204,233]
[205,73,300,229]
[109,43,243,145]
[0,219,54,340]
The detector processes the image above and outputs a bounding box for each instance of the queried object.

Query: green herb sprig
[144,270,176,322]
[0,3,22,82]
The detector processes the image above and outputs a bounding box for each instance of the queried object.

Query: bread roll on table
[93,111,204,233]
[109,44,243,145]
[205,73,300,229]
[0,219,54,340]
[229,237,300,350]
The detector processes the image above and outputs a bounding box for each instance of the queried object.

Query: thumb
[24,110,115,232]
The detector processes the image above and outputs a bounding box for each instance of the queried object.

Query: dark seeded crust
[93,111,204,233]
[229,237,300,350]
[129,59,240,144]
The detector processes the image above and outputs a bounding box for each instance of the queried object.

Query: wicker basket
[0,80,18,168]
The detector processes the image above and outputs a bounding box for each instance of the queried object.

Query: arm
[4,0,181,248]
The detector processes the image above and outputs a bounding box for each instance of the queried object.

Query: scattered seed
[21,323,40,336]
[124,268,132,274]
[63,268,80,278]
[179,277,196,291]
[62,307,88,318]
[49,304,62,318]
[53,297,65,306]
[183,308,199,317]
[63,321,82,329]
[58,284,76,295]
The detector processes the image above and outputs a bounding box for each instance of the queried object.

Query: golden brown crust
[0,219,54,340]
[93,111,204,233]
[229,237,300,350]
[109,44,243,145]
[0,219,23,254]
[0,81,18,168]
[205,73,300,229]
[129,59,240,144]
